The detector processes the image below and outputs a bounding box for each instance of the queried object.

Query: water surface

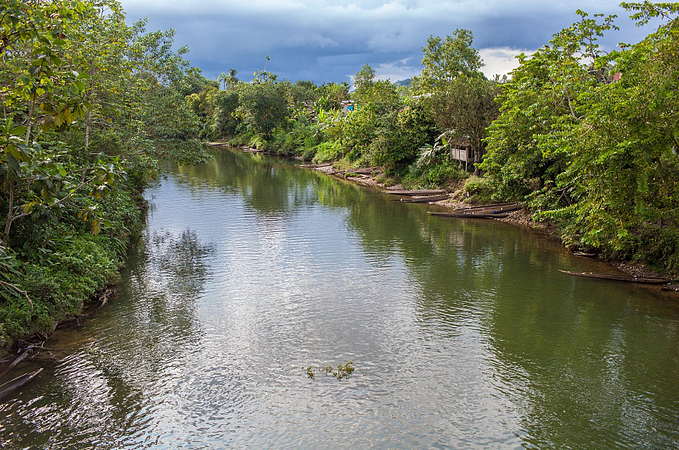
[1,149,678,448]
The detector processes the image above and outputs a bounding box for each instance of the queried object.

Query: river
[1,148,678,448]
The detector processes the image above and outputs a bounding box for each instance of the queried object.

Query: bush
[313,140,344,163]
[462,175,495,203]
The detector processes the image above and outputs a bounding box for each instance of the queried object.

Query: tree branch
[0,280,33,311]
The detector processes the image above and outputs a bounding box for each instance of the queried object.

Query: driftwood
[0,368,43,401]
[399,195,450,203]
[385,189,445,196]
[97,287,116,310]
[429,212,509,219]
[0,348,33,379]
[558,270,673,285]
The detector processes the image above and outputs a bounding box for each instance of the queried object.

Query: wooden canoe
[399,194,450,203]
[454,202,518,211]
[573,251,596,257]
[384,189,445,196]
[558,270,673,284]
[451,203,522,215]
[429,212,509,219]
[0,368,43,401]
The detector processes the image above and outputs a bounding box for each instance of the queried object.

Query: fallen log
[0,368,43,401]
[0,348,33,379]
[399,194,450,203]
[558,270,673,284]
[385,189,445,196]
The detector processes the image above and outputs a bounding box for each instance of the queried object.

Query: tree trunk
[25,97,36,145]
[4,183,14,245]
[85,110,91,151]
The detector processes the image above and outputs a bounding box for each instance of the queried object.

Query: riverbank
[5,146,678,448]
[297,158,679,293]
[0,189,147,362]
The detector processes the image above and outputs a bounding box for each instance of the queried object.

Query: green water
[1,148,677,448]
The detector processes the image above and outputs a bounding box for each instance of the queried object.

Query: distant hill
[393,78,412,87]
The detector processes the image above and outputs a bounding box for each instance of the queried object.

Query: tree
[236,80,289,138]
[0,0,125,244]
[218,72,228,90]
[227,68,239,88]
[420,29,499,173]
[351,64,400,112]
[352,63,376,103]
[482,5,679,272]
[420,29,483,90]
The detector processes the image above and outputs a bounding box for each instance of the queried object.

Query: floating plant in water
[305,361,355,380]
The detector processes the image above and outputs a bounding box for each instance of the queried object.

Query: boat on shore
[558,270,673,284]
[0,368,43,401]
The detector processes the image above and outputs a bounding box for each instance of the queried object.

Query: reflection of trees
[486,279,679,447]
[191,150,678,447]
[0,228,214,447]
[175,149,322,217]
[156,148,679,447]
[330,180,679,447]
[124,228,213,351]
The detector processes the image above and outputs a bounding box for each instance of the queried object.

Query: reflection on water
[1,148,678,448]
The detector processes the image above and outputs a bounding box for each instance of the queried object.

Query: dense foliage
[0,0,211,351]
[482,3,679,272]
[195,2,679,274]
[3,0,678,353]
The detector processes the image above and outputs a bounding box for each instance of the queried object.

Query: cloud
[479,47,535,78]
[119,0,658,83]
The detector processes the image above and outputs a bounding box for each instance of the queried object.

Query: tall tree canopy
[482,4,679,271]
[419,29,500,172]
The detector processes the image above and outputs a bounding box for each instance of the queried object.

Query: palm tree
[217,72,228,90]
[227,68,238,88]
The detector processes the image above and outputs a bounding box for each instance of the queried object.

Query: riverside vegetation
[0,0,212,354]
[196,2,679,276]
[1,1,678,355]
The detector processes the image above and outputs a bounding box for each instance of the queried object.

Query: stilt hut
[449,137,472,171]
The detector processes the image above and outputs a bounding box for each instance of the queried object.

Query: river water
[1,148,678,448]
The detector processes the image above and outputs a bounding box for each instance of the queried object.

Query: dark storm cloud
[118,1,656,83]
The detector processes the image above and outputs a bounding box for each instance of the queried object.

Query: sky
[117,0,660,84]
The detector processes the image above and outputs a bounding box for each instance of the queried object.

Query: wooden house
[449,137,472,171]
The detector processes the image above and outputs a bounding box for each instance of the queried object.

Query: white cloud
[479,47,536,78]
